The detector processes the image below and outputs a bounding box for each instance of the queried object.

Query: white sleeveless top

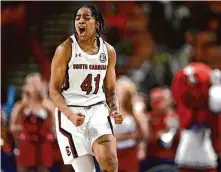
[112,115,137,149]
[61,35,108,106]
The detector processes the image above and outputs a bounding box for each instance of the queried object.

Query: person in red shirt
[140,87,179,172]
[10,74,54,172]
[28,73,73,172]
[172,62,221,172]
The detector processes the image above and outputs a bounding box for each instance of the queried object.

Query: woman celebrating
[10,74,54,172]
[113,76,142,172]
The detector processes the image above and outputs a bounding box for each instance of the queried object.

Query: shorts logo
[66,146,71,156]
[99,53,106,63]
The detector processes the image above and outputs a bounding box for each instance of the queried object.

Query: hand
[68,112,85,127]
[112,111,124,124]
[137,148,146,160]
[21,96,29,107]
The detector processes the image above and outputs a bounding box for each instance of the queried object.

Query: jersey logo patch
[99,53,107,63]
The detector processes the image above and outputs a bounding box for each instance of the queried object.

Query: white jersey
[61,35,108,106]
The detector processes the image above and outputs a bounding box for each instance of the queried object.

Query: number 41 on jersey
[81,74,100,95]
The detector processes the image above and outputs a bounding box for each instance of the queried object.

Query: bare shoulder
[11,101,23,112]
[53,38,73,62]
[13,101,22,108]
[56,39,72,52]
[58,38,72,50]
[104,41,116,67]
[104,41,116,57]
[103,41,116,68]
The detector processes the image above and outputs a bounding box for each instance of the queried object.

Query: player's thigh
[88,103,114,146]
[92,134,117,164]
[55,108,91,164]
[72,155,96,172]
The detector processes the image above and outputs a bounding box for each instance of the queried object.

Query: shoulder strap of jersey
[67,35,76,67]
[69,35,76,43]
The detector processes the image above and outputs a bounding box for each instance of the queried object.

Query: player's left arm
[104,43,123,124]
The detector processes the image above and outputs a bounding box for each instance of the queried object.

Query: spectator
[29,73,73,172]
[172,63,221,172]
[140,87,179,172]
[112,76,143,172]
[133,93,150,163]
[10,74,55,172]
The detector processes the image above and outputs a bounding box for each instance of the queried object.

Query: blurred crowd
[1,74,73,172]
[1,1,221,172]
[2,72,220,172]
[98,1,221,94]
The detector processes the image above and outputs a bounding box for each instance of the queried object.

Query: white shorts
[55,102,114,164]
[175,128,217,169]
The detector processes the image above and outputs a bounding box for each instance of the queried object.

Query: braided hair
[73,4,105,37]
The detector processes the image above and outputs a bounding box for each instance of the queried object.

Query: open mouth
[79,27,86,35]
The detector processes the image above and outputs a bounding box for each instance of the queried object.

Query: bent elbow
[105,87,115,96]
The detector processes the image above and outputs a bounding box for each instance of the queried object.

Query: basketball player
[49,4,123,172]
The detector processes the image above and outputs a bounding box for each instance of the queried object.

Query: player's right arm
[49,40,84,126]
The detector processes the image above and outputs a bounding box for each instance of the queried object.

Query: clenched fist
[112,111,124,124]
[68,112,85,126]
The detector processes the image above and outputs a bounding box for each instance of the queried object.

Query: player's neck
[78,36,97,50]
